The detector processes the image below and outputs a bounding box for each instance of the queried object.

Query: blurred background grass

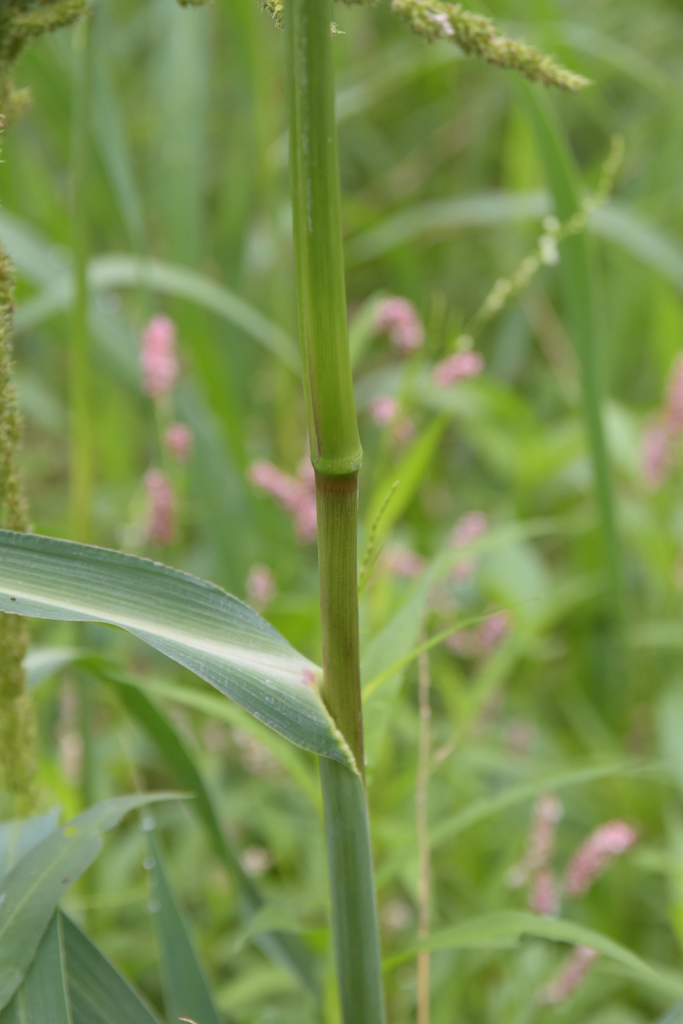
[4,0,683,1021]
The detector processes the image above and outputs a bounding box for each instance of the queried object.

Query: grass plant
[2,1,683,1023]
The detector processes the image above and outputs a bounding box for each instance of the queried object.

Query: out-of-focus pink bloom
[449,511,488,582]
[529,868,559,917]
[509,794,563,888]
[164,422,194,462]
[247,458,317,543]
[433,350,484,388]
[246,564,276,610]
[539,947,599,1005]
[444,628,478,657]
[248,461,303,514]
[293,495,318,543]
[450,510,489,549]
[370,395,399,426]
[140,315,179,398]
[641,423,670,489]
[393,417,416,445]
[375,297,425,353]
[144,469,176,545]
[384,546,426,579]
[565,821,637,897]
[666,354,683,434]
[478,610,508,651]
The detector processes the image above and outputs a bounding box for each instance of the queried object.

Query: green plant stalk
[286,0,385,1019]
[69,10,92,543]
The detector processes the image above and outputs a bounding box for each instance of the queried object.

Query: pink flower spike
[565,821,637,897]
[144,469,176,545]
[164,422,194,462]
[370,395,399,426]
[140,315,179,398]
[641,423,669,489]
[529,869,559,917]
[375,297,425,353]
[450,510,489,549]
[246,564,276,610]
[248,460,304,515]
[433,350,484,388]
[666,353,683,434]
[384,546,426,579]
[508,793,563,888]
[478,610,508,651]
[539,947,599,1005]
[294,495,318,543]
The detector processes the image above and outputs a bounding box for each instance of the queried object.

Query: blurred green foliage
[3,0,683,1020]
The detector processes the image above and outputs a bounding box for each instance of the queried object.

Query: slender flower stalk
[416,647,432,1024]
[286,0,384,1018]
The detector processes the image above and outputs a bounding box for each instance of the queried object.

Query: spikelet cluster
[0,243,35,813]
[390,0,588,92]
[0,0,86,116]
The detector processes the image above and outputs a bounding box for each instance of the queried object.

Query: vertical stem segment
[315,472,364,772]
[285,0,384,1020]
[69,11,92,542]
[286,0,361,477]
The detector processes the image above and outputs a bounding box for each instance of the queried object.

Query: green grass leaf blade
[0,915,72,1024]
[429,759,660,849]
[520,82,623,621]
[62,913,163,1024]
[0,794,181,1012]
[147,833,221,1024]
[385,911,682,995]
[0,530,353,769]
[103,670,320,994]
[0,810,60,878]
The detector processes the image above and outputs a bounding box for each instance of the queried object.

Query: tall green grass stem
[69,10,92,542]
[319,757,386,1024]
[316,473,364,772]
[286,0,385,1018]
[286,0,361,476]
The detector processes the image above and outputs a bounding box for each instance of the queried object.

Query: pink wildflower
[478,610,508,651]
[641,423,669,489]
[565,821,637,897]
[248,461,303,514]
[508,794,563,888]
[529,868,559,917]
[539,947,599,1005]
[375,297,425,353]
[384,546,426,579]
[433,350,484,388]
[444,628,478,657]
[369,395,399,426]
[140,315,179,398]
[247,458,317,543]
[164,422,194,462]
[450,510,489,549]
[666,353,683,434]
[449,510,488,582]
[246,564,276,610]
[144,469,176,545]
